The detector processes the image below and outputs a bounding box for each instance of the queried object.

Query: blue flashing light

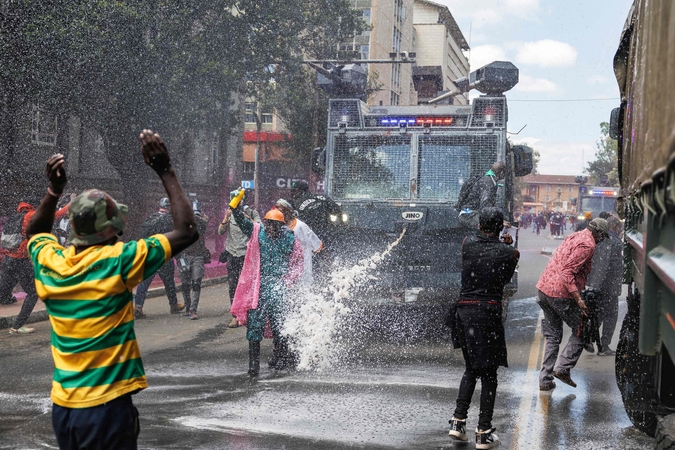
[378,116,455,126]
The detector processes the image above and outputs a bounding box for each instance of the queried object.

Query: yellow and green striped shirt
[28,233,171,408]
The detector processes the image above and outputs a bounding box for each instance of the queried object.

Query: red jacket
[536,228,596,298]
[5,202,70,259]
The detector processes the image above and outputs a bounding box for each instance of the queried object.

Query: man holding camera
[535,218,609,391]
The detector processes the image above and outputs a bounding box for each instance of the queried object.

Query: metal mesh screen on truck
[470,97,507,127]
[417,134,500,201]
[328,99,364,128]
[333,135,411,199]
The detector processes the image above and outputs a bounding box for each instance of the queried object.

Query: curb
[0,276,229,330]
[541,247,555,255]
[0,309,50,331]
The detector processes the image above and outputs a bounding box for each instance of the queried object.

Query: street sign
[241,180,255,189]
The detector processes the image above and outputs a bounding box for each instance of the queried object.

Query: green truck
[612,0,675,445]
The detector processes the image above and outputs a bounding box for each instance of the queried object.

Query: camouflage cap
[588,218,610,237]
[68,189,128,246]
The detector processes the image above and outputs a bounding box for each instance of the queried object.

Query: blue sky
[435,0,633,175]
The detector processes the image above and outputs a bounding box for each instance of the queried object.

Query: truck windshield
[333,135,411,199]
[582,196,617,214]
[418,143,470,200]
[417,135,499,201]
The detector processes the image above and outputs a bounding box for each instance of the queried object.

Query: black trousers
[134,261,179,309]
[0,256,39,329]
[454,363,499,430]
[52,394,140,450]
[598,294,619,349]
[226,253,245,314]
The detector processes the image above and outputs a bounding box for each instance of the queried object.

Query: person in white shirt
[275,199,322,285]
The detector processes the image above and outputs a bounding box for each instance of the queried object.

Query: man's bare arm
[27,154,67,239]
[139,130,198,256]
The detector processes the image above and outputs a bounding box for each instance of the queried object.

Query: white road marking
[509,310,547,450]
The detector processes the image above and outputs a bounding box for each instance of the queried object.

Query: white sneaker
[476,427,500,449]
[9,326,35,335]
[448,418,468,441]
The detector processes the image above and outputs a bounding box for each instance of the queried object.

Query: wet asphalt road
[0,229,656,449]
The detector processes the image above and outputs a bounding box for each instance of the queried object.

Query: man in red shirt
[0,200,70,334]
[536,218,609,390]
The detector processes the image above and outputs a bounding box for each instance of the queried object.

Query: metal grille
[470,97,506,127]
[328,99,365,128]
[417,134,500,201]
[333,135,411,199]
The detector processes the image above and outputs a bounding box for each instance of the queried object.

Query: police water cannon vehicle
[310,61,533,302]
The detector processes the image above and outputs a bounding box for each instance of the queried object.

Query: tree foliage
[585,122,619,186]
[0,0,363,231]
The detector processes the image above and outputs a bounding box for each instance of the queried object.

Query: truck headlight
[330,214,338,222]
[341,213,349,223]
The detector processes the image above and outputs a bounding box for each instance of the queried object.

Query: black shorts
[52,394,140,450]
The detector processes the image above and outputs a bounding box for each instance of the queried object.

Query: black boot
[248,341,261,377]
[268,338,281,368]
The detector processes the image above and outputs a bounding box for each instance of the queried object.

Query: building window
[360,44,370,60]
[392,27,402,53]
[363,8,371,21]
[390,91,400,106]
[391,63,401,91]
[31,105,58,146]
[569,186,574,192]
[245,102,256,123]
[546,185,551,192]
[393,0,405,25]
[545,195,550,202]
[245,102,274,125]
[243,162,255,173]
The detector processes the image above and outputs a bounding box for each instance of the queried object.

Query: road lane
[0,229,656,449]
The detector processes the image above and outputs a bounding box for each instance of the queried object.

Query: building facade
[340,0,470,107]
[520,174,581,214]
[412,0,470,105]
[342,0,416,106]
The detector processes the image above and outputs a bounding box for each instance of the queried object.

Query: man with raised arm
[25,130,198,450]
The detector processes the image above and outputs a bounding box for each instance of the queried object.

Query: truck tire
[623,408,658,438]
[616,294,658,437]
[657,415,675,450]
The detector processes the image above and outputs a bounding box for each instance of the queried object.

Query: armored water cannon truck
[310,61,533,301]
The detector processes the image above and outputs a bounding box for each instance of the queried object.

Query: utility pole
[253,103,261,211]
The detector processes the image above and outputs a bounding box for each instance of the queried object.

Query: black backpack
[454,175,482,211]
[1,213,27,250]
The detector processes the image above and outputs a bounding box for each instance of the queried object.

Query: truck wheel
[623,409,658,438]
[656,415,675,450]
[615,294,658,437]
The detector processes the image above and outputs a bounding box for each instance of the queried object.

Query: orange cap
[584,212,593,220]
[264,209,285,222]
